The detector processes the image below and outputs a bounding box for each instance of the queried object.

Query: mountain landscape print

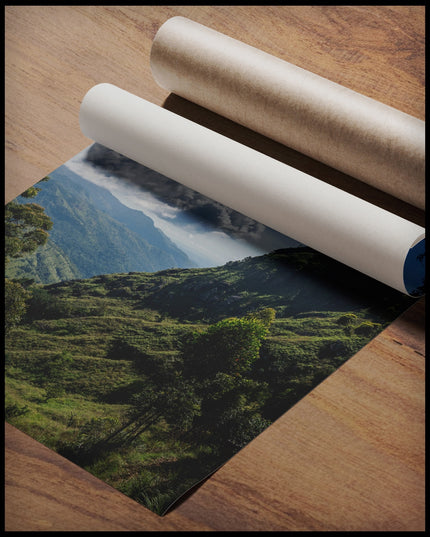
[5,144,415,515]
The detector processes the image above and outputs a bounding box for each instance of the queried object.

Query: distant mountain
[84,143,302,253]
[6,239,82,285]
[6,167,195,284]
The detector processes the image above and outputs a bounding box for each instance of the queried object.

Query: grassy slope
[4,248,413,513]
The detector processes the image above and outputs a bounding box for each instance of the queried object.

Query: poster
[4,143,416,515]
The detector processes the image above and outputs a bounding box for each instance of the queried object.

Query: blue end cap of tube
[403,238,425,297]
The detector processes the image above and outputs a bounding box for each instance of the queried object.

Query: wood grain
[5,5,425,531]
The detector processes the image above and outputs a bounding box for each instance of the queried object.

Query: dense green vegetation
[5,178,53,332]
[4,247,413,515]
[5,170,414,514]
[5,167,194,284]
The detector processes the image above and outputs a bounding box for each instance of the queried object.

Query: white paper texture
[79,83,424,295]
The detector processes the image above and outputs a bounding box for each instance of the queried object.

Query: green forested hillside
[5,248,413,514]
[6,168,194,284]
[5,238,82,284]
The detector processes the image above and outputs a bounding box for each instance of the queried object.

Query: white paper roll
[79,83,425,296]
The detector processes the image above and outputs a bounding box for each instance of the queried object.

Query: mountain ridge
[6,167,195,284]
[44,246,412,323]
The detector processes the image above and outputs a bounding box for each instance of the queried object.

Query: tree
[354,321,380,337]
[245,307,276,328]
[4,177,52,330]
[181,313,274,454]
[104,311,274,455]
[210,405,270,452]
[103,379,201,446]
[182,315,271,380]
[5,178,53,263]
[4,279,30,333]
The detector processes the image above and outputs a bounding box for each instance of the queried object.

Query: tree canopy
[182,314,272,380]
[5,177,52,332]
[5,178,52,263]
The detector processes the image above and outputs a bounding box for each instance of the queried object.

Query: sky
[64,146,292,268]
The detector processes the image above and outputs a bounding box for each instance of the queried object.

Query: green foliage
[182,316,269,380]
[354,321,381,337]
[245,307,276,327]
[212,406,270,452]
[43,350,73,380]
[188,371,269,455]
[317,338,360,360]
[4,279,30,333]
[5,402,30,419]
[175,311,274,455]
[125,379,201,440]
[58,416,120,465]
[4,178,53,332]
[336,313,358,326]
[106,337,143,361]
[118,472,173,515]
[24,286,73,321]
[5,179,53,264]
[19,176,50,198]
[4,247,408,515]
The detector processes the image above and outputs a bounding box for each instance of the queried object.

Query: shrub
[336,313,358,326]
[318,339,353,360]
[106,338,142,361]
[5,402,30,419]
[354,322,380,337]
[182,316,269,379]
[24,287,72,321]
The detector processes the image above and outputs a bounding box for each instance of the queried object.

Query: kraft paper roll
[150,16,425,210]
[80,83,424,296]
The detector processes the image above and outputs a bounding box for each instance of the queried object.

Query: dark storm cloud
[84,143,300,251]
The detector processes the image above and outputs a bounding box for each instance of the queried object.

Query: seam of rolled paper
[79,83,425,296]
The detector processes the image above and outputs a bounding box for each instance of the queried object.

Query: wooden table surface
[4,5,425,531]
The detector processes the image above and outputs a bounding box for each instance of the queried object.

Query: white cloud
[64,148,265,268]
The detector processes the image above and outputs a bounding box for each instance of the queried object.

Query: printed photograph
[5,144,415,515]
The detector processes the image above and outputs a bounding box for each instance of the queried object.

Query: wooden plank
[4,422,210,531]
[5,5,425,531]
